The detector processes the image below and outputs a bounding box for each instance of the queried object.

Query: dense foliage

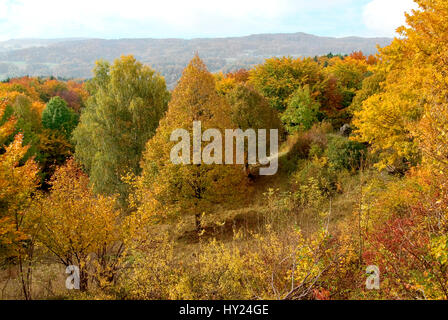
[0,0,447,301]
[72,56,170,198]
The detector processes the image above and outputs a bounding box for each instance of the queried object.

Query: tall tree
[225,84,282,132]
[223,84,283,176]
[352,0,446,171]
[0,99,40,299]
[73,56,170,198]
[351,0,448,298]
[138,56,249,233]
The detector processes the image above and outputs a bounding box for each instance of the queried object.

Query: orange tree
[137,56,250,234]
[0,98,40,299]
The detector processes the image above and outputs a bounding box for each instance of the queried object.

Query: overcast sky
[0,0,417,41]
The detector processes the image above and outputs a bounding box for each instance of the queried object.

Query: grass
[0,131,374,300]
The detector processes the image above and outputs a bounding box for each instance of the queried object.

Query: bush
[326,134,366,171]
[291,157,338,202]
[281,122,333,173]
[171,226,335,300]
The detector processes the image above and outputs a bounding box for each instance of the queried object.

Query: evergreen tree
[42,96,78,138]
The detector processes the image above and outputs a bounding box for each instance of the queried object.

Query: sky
[0,0,417,41]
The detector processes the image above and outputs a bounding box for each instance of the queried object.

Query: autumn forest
[1,0,448,301]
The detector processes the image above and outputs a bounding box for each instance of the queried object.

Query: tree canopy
[42,96,78,138]
[138,55,250,233]
[73,55,170,198]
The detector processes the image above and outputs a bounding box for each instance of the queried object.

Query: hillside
[0,33,391,88]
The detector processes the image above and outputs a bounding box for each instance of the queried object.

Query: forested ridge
[1,0,448,300]
[0,32,391,88]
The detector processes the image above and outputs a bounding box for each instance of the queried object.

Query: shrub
[281,122,332,173]
[291,157,337,202]
[359,168,448,299]
[170,226,336,300]
[326,134,366,171]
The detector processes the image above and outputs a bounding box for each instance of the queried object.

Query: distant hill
[0,33,392,88]
[0,38,89,52]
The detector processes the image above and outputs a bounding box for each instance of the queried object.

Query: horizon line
[0,31,395,43]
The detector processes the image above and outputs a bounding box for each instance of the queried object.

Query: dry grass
[0,132,371,300]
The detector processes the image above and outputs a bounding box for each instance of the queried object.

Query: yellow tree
[138,56,250,233]
[0,98,40,299]
[0,98,16,144]
[351,0,448,299]
[36,159,123,291]
[352,0,448,171]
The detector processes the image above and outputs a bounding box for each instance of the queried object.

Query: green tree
[225,84,283,175]
[35,129,73,188]
[281,85,320,133]
[249,57,323,112]
[73,56,170,198]
[225,84,282,133]
[1,94,42,161]
[41,96,78,138]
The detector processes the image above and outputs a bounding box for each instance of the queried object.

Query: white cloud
[0,0,355,40]
[363,0,418,37]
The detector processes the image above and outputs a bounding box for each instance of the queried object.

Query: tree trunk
[195,213,203,236]
[79,268,89,292]
[18,256,32,300]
